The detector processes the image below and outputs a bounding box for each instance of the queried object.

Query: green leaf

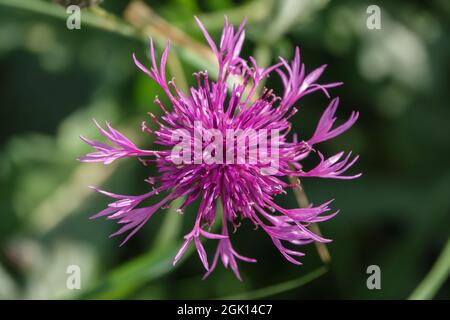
[263,0,330,43]
[409,237,450,300]
[0,263,19,299]
[193,0,273,31]
[79,206,185,299]
[219,266,328,299]
[0,0,222,80]
[79,241,183,299]
[0,0,139,39]
[80,200,222,299]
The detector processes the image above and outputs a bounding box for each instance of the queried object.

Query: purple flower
[79,17,360,279]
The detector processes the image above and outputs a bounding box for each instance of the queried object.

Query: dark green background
[0,0,449,299]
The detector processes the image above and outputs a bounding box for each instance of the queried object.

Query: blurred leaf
[0,0,138,38]
[29,162,118,234]
[79,236,188,299]
[0,0,219,76]
[123,0,218,76]
[152,198,184,251]
[23,239,97,299]
[0,263,19,299]
[27,96,126,234]
[262,0,329,43]
[219,266,328,299]
[80,200,222,299]
[357,9,431,90]
[193,0,273,31]
[409,237,450,300]
[79,203,187,299]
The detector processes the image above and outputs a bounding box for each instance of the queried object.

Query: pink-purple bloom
[79,17,360,280]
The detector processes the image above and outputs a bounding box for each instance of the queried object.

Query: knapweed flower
[79,17,360,280]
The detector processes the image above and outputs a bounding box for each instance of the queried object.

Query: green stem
[219,266,328,300]
[0,0,139,39]
[288,174,331,264]
[409,236,450,300]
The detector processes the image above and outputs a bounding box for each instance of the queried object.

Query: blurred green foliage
[0,0,449,299]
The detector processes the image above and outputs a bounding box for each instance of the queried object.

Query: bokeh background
[0,0,449,299]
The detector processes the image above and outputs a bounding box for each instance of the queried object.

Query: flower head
[79,17,360,279]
